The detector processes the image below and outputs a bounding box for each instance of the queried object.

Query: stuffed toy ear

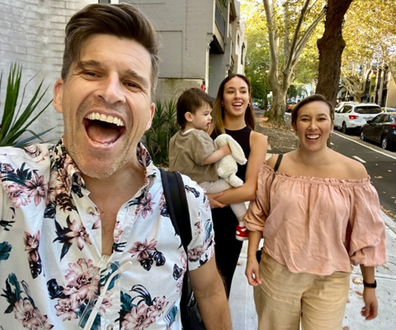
[224,135,247,165]
[213,134,227,148]
[214,134,246,187]
[214,134,247,165]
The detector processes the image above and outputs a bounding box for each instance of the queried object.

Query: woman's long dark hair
[212,74,255,134]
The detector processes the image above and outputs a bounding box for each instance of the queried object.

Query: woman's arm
[360,265,378,320]
[208,131,267,205]
[245,230,263,286]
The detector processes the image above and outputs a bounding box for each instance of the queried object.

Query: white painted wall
[0,0,96,144]
[127,0,216,100]
[386,76,396,108]
[0,0,246,143]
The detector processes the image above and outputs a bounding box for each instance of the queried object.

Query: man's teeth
[307,134,320,139]
[86,113,125,126]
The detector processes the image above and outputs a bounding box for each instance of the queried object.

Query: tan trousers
[254,252,350,330]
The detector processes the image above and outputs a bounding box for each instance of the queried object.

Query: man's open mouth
[84,112,126,144]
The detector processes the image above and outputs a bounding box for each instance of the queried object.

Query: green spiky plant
[0,63,53,147]
[144,99,178,167]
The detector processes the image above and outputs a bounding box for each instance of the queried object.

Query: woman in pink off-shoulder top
[244,94,387,330]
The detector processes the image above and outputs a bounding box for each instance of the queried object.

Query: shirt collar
[49,139,157,193]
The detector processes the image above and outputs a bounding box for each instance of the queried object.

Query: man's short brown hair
[61,3,160,98]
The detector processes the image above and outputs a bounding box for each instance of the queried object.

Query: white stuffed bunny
[213,134,247,187]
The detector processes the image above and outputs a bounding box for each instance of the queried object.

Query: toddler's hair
[176,88,214,129]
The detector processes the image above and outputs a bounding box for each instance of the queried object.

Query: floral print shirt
[0,140,214,330]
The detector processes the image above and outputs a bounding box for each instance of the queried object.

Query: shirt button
[106,325,114,330]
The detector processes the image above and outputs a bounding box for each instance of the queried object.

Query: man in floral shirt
[0,3,231,329]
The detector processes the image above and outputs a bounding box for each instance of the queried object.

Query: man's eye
[83,71,98,77]
[125,82,140,89]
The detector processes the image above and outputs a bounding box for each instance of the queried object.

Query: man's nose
[98,73,126,104]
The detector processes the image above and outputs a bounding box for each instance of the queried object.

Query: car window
[354,106,381,114]
[341,106,352,113]
[371,115,384,123]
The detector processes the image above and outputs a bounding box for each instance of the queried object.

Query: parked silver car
[334,103,382,134]
[381,107,396,113]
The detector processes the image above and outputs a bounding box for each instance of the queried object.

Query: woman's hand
[206,192,227,209]
[360,266,378,320]
[245,255,263,286]
[361,288,378,320]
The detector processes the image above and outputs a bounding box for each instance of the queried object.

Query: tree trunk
[316,0,353,105]
[269,89,288,125]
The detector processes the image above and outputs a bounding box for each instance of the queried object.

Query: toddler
[168,88,248,240]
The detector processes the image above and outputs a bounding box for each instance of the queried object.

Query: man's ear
[145,102,156,131]
[53,79,64,114]
[185,112,194,123]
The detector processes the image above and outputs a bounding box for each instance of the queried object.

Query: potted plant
[0,63,53,147]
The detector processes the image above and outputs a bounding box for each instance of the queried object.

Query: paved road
[330,131,396,220]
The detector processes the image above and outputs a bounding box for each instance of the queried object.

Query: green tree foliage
[341,0,396,98]
[0,63,52,147]
[144,99,178,167]
[292,32,321,97]
[241,1,271,106]
[242,0,325,125]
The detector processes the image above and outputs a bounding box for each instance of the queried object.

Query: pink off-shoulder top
[245,164,387,276]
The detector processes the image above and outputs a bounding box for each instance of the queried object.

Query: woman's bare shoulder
[332,151,368,179]
[251,130,267,143]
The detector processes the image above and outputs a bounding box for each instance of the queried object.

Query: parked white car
[335,101,358,112]
[334,103,382,134]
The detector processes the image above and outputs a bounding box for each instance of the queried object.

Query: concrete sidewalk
[228,212,396,329]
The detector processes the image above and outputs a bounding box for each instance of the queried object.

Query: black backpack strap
[159,168,206,329]
[159,168,192,251]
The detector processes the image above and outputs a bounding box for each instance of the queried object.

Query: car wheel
[360,131,365,141]
[381,136,388,150]
[341,122,348,134]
